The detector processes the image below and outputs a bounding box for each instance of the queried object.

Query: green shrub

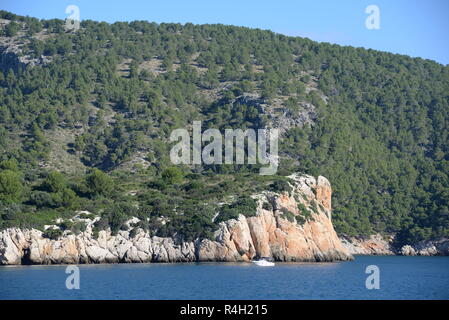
[94,216,110,231]
[96,202,137,235]
[43,228,63,240]
[59,188,78,207]
[297,202,314,223]
[310,201,318,214]
[148,178,168,191]
[269,179,292,194]
[92,226,100,239]
[280,208,296,223]
[184,180,205,192]
[30,188,77,208]
[129,227,138,238]
[41,171,66,193]
[156,206,216,242]
[4,21,19,37]
[215,206,239,223]
[71,221,87,234]
[262,201,273,211]
[0,158,19,172]
[215,195,257,223]
[58,220,73,231]
[85,169,114,197]
[295,215,306,225]
[0,170,22,204]
[136,219,149,231]
[297,202,310,217]
[161,167,184,185]
[30,191,55,208]
[78,212,92,219]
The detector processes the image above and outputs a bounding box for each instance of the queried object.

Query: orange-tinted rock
[197,174,353,262]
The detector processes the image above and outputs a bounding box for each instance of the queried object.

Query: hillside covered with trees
[0,10,447,246]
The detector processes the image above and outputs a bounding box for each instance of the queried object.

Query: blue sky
[2,0,448,65]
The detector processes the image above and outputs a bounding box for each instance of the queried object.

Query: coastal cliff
[0,174,353,265]
[340,234,396,255]
[339,234,449,256]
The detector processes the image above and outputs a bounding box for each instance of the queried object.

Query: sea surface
[1,255,448,299]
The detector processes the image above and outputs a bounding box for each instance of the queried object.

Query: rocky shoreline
[0,174,353,265]
[1,174,447,265]
[340,234,449,256]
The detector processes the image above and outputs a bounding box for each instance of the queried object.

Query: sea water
[0,255,448,299]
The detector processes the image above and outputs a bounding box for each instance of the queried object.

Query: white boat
[252,257,275,267]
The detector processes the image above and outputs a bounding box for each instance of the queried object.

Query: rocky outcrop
[0,19,52,72]
[399,239,449,256]
[198,174,351,262]
[221,94,318,136]
[340,234,449,256]
[0,227,198,265]
[0,174,353,265]
[340,234,395,255]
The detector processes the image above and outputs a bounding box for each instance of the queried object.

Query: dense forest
[0,10,447,246]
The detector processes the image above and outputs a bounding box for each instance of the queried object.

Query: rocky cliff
[340,234,395,255]
[0,174,353,265]
[398,239,449,256]
[340,234,449,256]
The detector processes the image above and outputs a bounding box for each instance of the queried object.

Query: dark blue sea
[1,256,448,299]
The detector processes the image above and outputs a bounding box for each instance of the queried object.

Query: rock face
[399,239,449,256]
[340,234,449,256]
[0,174,353,265]
[0,19,53,72]
[198,174,351,262]
[340,234,395,255]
